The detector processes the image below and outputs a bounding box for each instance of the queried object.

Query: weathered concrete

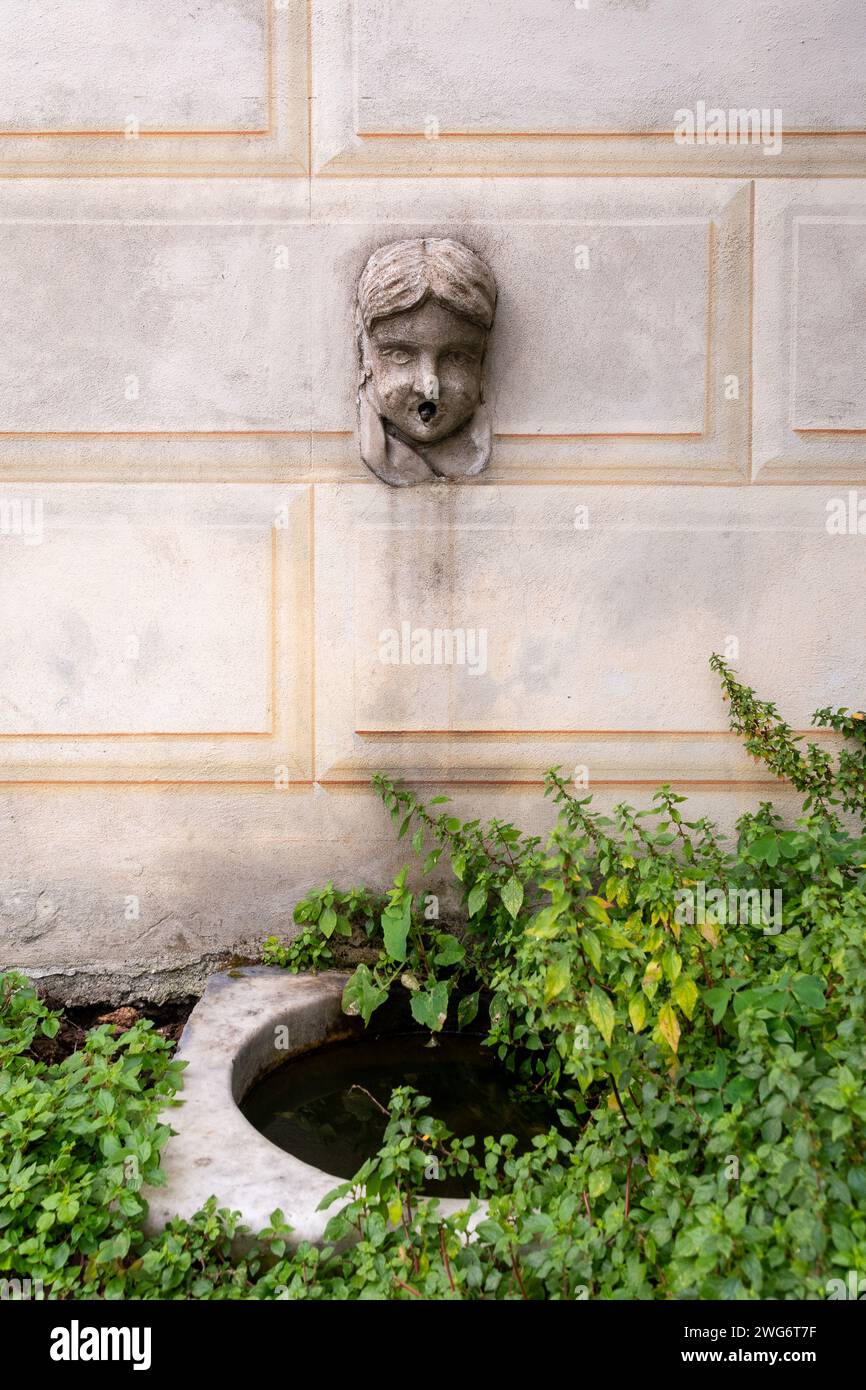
[0,8,863,994]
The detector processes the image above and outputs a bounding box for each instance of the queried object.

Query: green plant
[260,657,866,1297]
[0,974,298,1299]
[3,658,866,1299]
[263,882,385,974]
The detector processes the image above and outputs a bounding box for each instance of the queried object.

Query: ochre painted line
[0,779,298,787]
[0,0,274,140]
[0,431,310,438]
[317,777,789,788]
[267,0,275,140]
[314,172,866,183]
[270,525,279,737]
[704,219,715,438]
[311,475,749,487]
[308,486,317,780]
[0,431,353,439]
[754,476,866,484]
[497,431,704,440]
[0,732,273,740]
[356,129,866,141]
[0,474,751,487]
[0,129,269,138]
[0,171,307,179]
[305,0,313,177]
[747,181,756,479]
[353,729,828,740]
[2,171,863,182]
[0,777,789,789]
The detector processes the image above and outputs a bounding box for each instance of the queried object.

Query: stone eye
[382,348,412,365]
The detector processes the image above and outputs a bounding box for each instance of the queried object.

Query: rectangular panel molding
[0,180,312,478]
[314,0,866,176]
[314,484,861,783]
[0,484,312,781]
[0,0,308,175]
[0,177,751,485]
[309,179,752,484]
[753,182,866,482]
[2,2,864,177]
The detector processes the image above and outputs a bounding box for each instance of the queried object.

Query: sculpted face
[366,299,488,447]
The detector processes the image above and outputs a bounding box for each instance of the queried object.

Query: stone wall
[1,1,863,999]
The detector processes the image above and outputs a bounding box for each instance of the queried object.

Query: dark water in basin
[240,1032,559,1198]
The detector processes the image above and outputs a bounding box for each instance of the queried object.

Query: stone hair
[357,237,497,333]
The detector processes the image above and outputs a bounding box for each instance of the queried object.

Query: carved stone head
[355,237,497,485]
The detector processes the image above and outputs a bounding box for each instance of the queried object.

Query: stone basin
[144,966,473,1248]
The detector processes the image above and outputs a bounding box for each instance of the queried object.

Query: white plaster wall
[0,2,863,998]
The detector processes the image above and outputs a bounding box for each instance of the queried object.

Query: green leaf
[433,935,465,967]
[585,897,611,927]
[410,980,449,1032]
[99,1133,123,1160]
[318,1181,353,1210]
[658,1002,681,1053]
[342,965,389,1025]
[587,986,615,1045]
[662,947,682,984]
[628,993,647,1033]
[96,1231,130,1263]
[544,958,571,1004]
[672,976,698,1020]
[467,882,488,918]
[526,905,563,939]
[381,895,411,961]
[500,875,524,919]
[703,985,731,1024]
[457,991,480,1030]
[723,1075,756,1104]
[476,1220,506,1244]
[581,928,602,972]
[750,832,780,866]
[319,906,338,939]
[588,1167,612,1199]
[792,975,826,1010]
[687,1052,727,1090]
